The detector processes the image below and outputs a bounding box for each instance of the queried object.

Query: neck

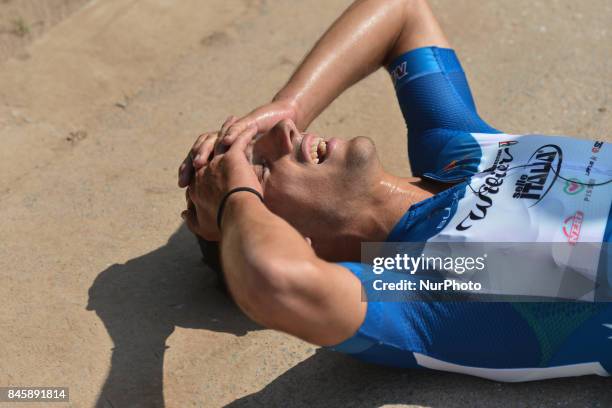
[367,172,438,239]
[328,171,440,261]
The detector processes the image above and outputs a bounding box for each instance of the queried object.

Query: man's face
[247,119,381,256]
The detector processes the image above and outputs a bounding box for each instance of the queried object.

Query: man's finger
[192,135,219,168]
[190,133,210,157]
[220,115,238,137]
[222,118,254,145]
[178,154,194,187]
[186,189,195,210]
[180,132,211,187]
[187,183,198,204]
[189,133,212,166]
[228,124,257,153]
[213,135,230,156]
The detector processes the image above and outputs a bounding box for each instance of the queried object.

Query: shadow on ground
[228,349,612,407]
[88,225,612,408]
[87,225,260,407]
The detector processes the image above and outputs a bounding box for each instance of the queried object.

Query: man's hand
[182,131,262,241]
[219,99,298,146]
[178,98,296,187]
[177,121,236,188]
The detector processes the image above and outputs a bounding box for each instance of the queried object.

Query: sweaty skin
[178,0,448,185]
[246,119,440,261]
[182,0,452,346]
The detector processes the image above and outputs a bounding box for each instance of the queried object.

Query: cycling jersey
[330,47,612,382]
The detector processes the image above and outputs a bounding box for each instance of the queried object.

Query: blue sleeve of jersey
[330,262,545,370]
[386,47,501,177]
[387,47,495,134]
[329,262,612,377]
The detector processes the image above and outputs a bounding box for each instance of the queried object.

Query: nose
[256,119,297,158]
[271,119,300,146]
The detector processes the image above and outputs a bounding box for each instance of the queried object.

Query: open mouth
[300,134,328,164]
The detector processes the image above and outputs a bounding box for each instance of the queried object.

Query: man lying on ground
[178,0,611,382]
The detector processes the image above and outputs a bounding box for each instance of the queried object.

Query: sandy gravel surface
[0,0,91,62]
[0,0,610,407]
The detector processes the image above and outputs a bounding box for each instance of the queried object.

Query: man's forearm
[273,0,447,129]
[219,193,319,318]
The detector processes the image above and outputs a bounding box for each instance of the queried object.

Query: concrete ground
[0,0,610,407]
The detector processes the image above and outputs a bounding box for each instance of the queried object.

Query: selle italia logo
[513,144,563,206]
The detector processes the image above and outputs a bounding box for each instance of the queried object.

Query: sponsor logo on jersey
[499,141,518,147]
[583,178,596,202]
[586,141,603,176]
[437,192,459,230]
[562,211,584,246]
[437,207,452,230]
[391,62,408,85]
[585,157,597,176]
[563,178,585,195]
[441,155,472,174]
[442,160,457,172]
[513,144,563,206]
[456,147,514,231]
[592,141,604,154]
[604,324,612,340]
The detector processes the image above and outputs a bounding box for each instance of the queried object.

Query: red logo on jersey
[442,160,457,172]
[562,211,584,246]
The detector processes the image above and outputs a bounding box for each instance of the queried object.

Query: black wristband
[216,187,264,230]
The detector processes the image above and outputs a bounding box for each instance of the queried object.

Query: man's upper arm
[253,259,367,347]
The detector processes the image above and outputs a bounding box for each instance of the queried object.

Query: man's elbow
[229,258,318,329]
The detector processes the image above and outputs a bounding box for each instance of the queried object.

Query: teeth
[319,140,327,157]
[311,138,319,153]
[305,137,327,164]
[309,138,321,162]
